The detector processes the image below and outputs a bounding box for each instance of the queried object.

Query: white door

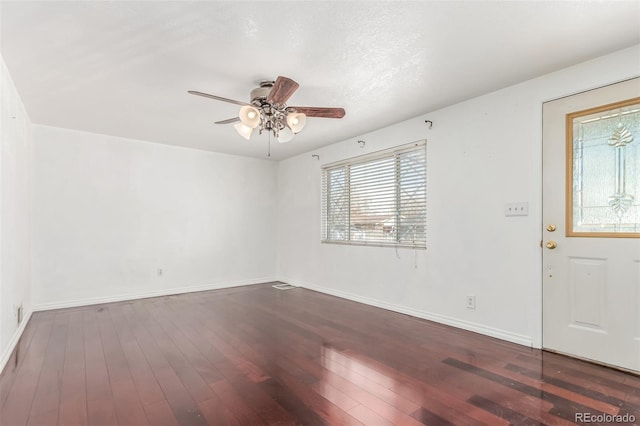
[542,78,640,372]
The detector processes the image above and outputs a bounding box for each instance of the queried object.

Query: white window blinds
[321,142,426,248]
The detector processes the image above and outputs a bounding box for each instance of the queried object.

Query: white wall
[0,56,32,368]
[31,126,278,309]
[277,45,640,348]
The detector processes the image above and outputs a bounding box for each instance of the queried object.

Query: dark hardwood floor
[1,283,638,425]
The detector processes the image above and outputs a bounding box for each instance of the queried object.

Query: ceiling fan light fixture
[287,112,306,133]
[239,105,260,128]
[277,126,294,143]
[189,76,345,147]
[234,123,253,140]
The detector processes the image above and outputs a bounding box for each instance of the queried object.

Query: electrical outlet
[466,295,476,309]
[14,304,23,325]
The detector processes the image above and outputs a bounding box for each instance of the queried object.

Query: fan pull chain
[268,132,271,157]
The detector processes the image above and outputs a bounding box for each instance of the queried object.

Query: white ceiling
[2,1,639,160]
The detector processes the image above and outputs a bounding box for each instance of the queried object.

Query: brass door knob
[546,241,558,249]
[546,224,556,232]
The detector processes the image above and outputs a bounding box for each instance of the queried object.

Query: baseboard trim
[33,277,278,312]
[0,309,33,374]
[30,276,532,347]
[283,278,533,348]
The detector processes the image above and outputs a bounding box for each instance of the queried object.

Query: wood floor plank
[0,314,41,408]
[26,312,69,425]
[314,365,426,426]
[147,299,223,385]
[120,303,209,426]
[163,297,298,425]
[58,310,88,426]
[143,399,182,426]
[94,305,151,426]
[0,318,53,426]
[320,347,422,414]
[110,378,150,425]
[189,311,271,383]
[339,349,510,425]
[311,381,359,413]
[454,355,622,415]
[505,362,638,409]
[97,305,134,384]
[443,357,618,423]
[134,300,216,403]
[512,354,640,405]
[108,303,166,406]
[197,395,241,426]
[83,308,118,425]
[202,307,368,423]
[209,379,267,425]
[276,367,364,426]
[2,283,638,425]
[347,404,393,426]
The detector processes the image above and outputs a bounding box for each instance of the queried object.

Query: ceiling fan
[188,76,345,143]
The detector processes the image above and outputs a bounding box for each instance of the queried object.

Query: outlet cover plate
[466,295,476,309]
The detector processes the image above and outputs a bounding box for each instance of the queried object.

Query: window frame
[321,141,427,249]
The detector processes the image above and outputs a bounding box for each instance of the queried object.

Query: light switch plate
[505,202,529,216]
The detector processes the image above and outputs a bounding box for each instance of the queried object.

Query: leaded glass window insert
[568,97,640,236]
[321,142,426,248]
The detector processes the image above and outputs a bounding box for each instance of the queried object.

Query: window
[567,97,640,237]
[322,141,426,248]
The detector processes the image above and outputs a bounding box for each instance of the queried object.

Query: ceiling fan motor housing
[248,81,288,136]
[250,81,275,104]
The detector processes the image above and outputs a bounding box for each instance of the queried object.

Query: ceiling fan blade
[215,117,241,125]
[188,90,249,106]
[290,106,345,119]
[267,76,300,105]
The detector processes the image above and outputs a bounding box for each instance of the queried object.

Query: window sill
[321,240,426,249]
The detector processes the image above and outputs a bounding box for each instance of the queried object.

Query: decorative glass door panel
[567,97,640,237]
